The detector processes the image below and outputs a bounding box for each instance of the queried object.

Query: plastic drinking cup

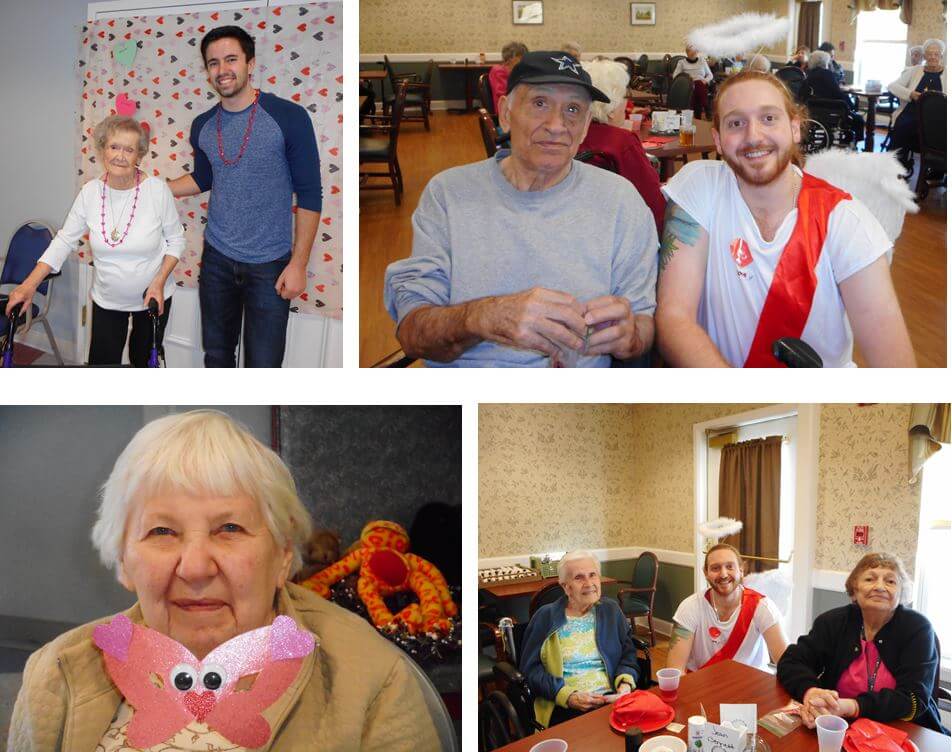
[657,667,681,701]
[815,715,849,752]
[530,740,569,752]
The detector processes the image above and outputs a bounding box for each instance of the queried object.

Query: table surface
[639,118,715,158]
[494,660,949,752]
[481,576,618,599]
[359,69,387,80]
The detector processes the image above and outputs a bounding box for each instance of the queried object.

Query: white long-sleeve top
[672,57,713,83]
[39,174,185,311]
[887,64,946,121]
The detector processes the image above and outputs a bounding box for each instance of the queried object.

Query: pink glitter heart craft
[94,614,316,748]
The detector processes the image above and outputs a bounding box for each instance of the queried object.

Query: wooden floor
[359,111,947,368]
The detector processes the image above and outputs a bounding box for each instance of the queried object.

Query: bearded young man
[168,26,321,368]
[655,71,915,367]
[666,544,788,673]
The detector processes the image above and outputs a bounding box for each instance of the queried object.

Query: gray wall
[0,406,271,629]
[0,0,92,356]
[279,406,463,548]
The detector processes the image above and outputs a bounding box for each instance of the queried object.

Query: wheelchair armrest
[492,660,524,685]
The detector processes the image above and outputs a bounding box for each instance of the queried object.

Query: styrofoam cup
[656,668,682,691]
[816,715,848,752]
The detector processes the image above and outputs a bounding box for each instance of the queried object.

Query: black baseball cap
[506,50,610,102]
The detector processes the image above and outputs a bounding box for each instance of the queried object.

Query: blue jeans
[199,242,291,368]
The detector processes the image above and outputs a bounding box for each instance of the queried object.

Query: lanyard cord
[862,629,883,693]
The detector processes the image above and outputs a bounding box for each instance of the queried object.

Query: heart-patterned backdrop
[76,2,342,318]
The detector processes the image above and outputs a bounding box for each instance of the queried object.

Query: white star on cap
[550,55,581,75]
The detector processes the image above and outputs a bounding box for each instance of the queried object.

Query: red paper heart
[316,284,325,292]
[709,626,721,639]
[183,691,216,722]
[323,253,332,262]
[299,293,308,301]
[329,147,339,156]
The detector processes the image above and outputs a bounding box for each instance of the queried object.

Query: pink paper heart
[116,93,136,116]
[93,613,133,662]
[269,615,315,660]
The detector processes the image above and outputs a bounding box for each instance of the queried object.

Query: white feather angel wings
[687,13,790,59]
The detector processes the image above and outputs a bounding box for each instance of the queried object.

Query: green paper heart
[113,40,137,66]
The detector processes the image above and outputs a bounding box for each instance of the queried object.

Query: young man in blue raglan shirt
[168,26,321,367]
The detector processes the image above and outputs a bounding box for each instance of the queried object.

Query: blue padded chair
[0,221,64,365]
[616,551,659,646]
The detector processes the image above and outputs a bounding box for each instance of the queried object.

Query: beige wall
[361,0,777,54]
[816,404,920,574]
[479,404,922,576]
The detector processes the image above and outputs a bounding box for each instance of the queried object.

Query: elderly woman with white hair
[519,550,640,728]
[579,59,665,236]
[778,553,946,734]
[671,44,714,118]
[887,39,946,174]
[4,115,184,366]
[7,411,441,751]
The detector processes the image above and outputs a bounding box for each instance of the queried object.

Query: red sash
[743,173,851,367]
[699,587,765,669]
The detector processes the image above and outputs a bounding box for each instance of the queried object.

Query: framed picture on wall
[513,0,543,24]
[630,2,656,25]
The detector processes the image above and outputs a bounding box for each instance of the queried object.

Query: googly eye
[170,663,197,692]
[201,663,227,691]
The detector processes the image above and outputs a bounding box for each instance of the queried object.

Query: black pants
[88,299,171,367]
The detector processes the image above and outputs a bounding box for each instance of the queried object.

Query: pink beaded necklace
[99,170,141,247]
[217,89,260,166]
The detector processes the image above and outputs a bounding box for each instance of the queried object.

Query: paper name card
[720,704,758,739]
[705,721,746,752]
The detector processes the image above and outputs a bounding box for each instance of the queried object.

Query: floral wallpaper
[361,0,778,54]
[478,404,765,557]
[480,404,922,577]
[815,404,920,574]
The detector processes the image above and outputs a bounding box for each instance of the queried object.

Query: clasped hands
[567,681,633,711]
[475,287,641,361]
[799,687,859,729]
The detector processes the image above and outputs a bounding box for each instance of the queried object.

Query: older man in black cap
[384,51,659,367]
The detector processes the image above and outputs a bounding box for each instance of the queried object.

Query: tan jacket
[7,583,442,751]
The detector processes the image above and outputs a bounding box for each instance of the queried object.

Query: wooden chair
[477,108,500,158]
[616,551,659,646]
[477,73,496,121]
[359,82,407,205]
[915,91,946,201]
[666,72,694,110]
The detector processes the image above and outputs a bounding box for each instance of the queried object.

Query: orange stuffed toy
[300,520,457,635]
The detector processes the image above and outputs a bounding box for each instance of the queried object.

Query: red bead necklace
[99,170,141,248]
[217,89,260,166]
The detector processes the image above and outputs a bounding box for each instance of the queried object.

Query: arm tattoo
[659,200,701,273]
[668,623,694,649]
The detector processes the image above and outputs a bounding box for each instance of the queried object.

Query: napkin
[844,718,909,752]
[611,690,676,730]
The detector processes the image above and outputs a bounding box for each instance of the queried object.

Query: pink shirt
[836,638,897,698]
[488,64,510,113]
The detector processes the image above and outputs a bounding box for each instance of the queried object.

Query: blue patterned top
[558,611,611,694]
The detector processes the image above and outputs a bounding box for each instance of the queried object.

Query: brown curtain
[899,0,912,25]
[797,2,821,52]
[718,436,782,573]
[908,403,950,482]
[855,0,901,9]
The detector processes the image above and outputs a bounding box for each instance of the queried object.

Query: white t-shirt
[662,161,891,367]
[672,588,783,672]
[39,174,185,311]
[672,57,713,83]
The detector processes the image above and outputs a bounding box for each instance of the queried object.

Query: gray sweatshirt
[384,151,659,367]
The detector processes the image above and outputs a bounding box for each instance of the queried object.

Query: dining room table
[637,118,717,181]
[359,68,388,102]
[438,60,499,112]
[842,87,885,152]
[628,88,663,106]
[493,659,950,752]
